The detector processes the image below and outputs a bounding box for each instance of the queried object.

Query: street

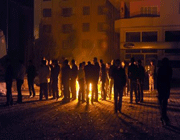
[0,89,180,140]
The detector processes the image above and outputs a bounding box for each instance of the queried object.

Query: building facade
[115,0,180,78]
[34,0,120,64]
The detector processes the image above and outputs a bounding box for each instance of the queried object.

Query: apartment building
[115,0,180,78]
[34,0,119,63]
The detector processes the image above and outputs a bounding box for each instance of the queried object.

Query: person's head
[138,59,142,65]
[63,59,69,65]
[93,57,97,63]
[130,57,135,63]
[162,57,169,66]
[79,63,82,69]
[115,59,121,67]
[88,61,91,65]
[100,59,103,64]
[71,59,75,65]
[150,61,153,65]
[41,59,46,65]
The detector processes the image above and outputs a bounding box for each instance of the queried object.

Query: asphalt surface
[0,88,180,140]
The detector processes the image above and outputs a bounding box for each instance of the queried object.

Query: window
[82,40,93,48]
[83,6,90,15]
[126,32,140,42]
[97,22,107,32]
[142,49,157,53]
[165,49,180,53]
[43,25,52,33]
[98,6,105,15]
[43,9,52,17]
[62,24,73,33]
[126,49,140,53]
[140,7,157,15]
[62,40,70,49]
[142,32,157,42]
[62,8,72,17]
[165,31,180,42]
[82,23,90,32]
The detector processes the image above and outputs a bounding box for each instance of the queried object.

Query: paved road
[0,89,180,140]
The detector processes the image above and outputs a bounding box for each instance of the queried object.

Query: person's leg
[130,80,133,103]
[44,83,48,100]
[118,88,123,112]
[17,79,23,103]
[114,88,118,113]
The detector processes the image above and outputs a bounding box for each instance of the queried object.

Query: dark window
[98,22,107,32]
[125,54,131,59]
[142,32,157,42]
[43,25,52,33]
[165,49,180,53]
[82,40,93,48]
[145,54,158,59]
[126,32,140,42]
[126,49,140,53]
[43,9,52,17]
[165,31,180,42]
[62,8,72,17]
[132,55,144,61]
[62,24,73,33]
[98,6,105,15]
[142,49,157,53]
[83,6,90,15]
[82,23,90,32]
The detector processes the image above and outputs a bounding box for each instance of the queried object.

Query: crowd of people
[4,56,172,125]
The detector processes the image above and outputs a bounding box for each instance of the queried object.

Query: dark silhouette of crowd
[3,56,173,125]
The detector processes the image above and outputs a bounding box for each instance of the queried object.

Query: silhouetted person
[157,57,172,125]
[109,60,115,100]
[38,59,50,100]
[137,60,145,102]
[84,61,94,104]
[48,60,53,96]
[16,60,26,103]
[78,63,85,103]
[5,59,13,106]
[51,60,60,100]
[93,57,100,101]
[148,60,156,92]
[100,59,107,100]
[70,59,78,100]
[128,57,138,103]
[61,59,71,103]
[26,60,36,98]
[112,59,126,113]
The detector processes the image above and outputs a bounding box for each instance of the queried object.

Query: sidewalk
[0,88,180,140]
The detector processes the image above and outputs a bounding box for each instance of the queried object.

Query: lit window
[62,8,72,17]
[43,9,52,17]
[126,32,140,42]
[62,24,73,33]
[43,25,52,33]
[82,23,90,32]
[83,6,90,15]
[142,32,157,42]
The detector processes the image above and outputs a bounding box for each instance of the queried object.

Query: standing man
[70,59,78,100]
[38,59,50,100]
[16,60,26,103]
[5,59,13,106]
[157,57,172,125]
[148,61,156,92]
[51,60,60,100]
[99,59,107,100]
[61,59,71,103]
[93,57,100,102]
[26,60,36,98]
[128,57,138,104]
[137,60,145,102]
[112,59,126,113]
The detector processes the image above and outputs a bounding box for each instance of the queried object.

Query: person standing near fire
[70,59,78,100]
[148,61,156,92]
